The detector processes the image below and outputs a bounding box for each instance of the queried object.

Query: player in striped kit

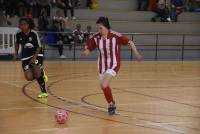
[81,17,142,115]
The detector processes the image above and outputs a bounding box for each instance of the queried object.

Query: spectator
[0,0,4,12]
[4,0,25,17]
[91,0,98,9]
[25,0,37,18]
[86,0,92,9]
[171,0,184,21]
[38,10,49,31]
[73,24,84,45]
[53,10,68,30]
[148,0,157,11]
[188,0,200,12]
[84,25,92,42]
[0,11,11,26]
[56,0,76,20]
[62,20,74,51]
[46,20,66,58]
[36,0,51,17]
[152,0,171,22]
[137,0,149,11]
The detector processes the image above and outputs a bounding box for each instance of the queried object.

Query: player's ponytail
[96,16,111,30]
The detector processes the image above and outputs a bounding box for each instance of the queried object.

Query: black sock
[37,76,46,93]
[41,69,44,77]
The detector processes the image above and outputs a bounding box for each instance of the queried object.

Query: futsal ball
[55,110,69,124]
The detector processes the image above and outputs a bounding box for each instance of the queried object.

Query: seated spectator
[86,0,92,9]
[25,0,37,18]
[36,0,51,17]
[53,10,68,30]
[91,0,98,9]
[171,0,184,21]
[137,0,149,11]
[56,0,76,20]
[0,11,11,26]
[38,10,49,31]
[73,24,84,45]
[5,0,26,18]
[188,0,200,12]
[83,25,92,42]
[62,20,74,51]
[46,20,66,58]
[152,0,171,22]
[148,0,157,11]
[0,0,4,13]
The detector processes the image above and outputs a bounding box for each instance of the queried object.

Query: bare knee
[33,66,41,78]
[25,73,34,81]
[100,81,108,89]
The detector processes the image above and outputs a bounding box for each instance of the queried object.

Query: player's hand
[135,54,142,62]
[80,49,90,56]
[30,56,36,64]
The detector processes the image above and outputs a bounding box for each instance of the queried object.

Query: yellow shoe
[42,69,48,83]
[37,93,48,98]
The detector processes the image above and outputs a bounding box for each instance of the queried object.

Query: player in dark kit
[14,18,48,98]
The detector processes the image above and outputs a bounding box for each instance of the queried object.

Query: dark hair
[96,17,111,29]
[19,17,35,29]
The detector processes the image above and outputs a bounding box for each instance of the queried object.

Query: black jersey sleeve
[32,30,42,48]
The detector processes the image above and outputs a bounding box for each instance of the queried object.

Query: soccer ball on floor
[55,110,69,124]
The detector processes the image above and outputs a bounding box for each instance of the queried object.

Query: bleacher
[0,0,200,60]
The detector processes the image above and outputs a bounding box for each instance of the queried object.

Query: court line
[0,107,51,111]
[46,75,187,134]
[113,87,200,109]
[21,74,186,134]
[81,91,200,118]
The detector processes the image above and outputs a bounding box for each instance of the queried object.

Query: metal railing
[40,32,200,61]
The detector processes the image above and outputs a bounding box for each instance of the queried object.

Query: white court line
[5,79,186,134]
[136,121,189,125]
[50,95,186,134]
[0,107,51,111]
[171,66,200,79]
[2,81,37,93]
[117,101,200,106]
[63,77,200,82]
[135,123,185,134]
[28,124,127,133]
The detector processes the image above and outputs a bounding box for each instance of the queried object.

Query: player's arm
[14,33,20,60]
[14,43,19,60]
[120,35,142,62]
[30,31,42,64]
[128,41,142,62]
[80,36,96,56]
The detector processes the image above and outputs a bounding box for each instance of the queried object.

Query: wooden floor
[0,61,200,134]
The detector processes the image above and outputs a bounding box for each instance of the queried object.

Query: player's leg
[24,70,34,81]
[32,57,48,98]
[100,69,116,115]
[41,68,48,83]
[22,60,34,81]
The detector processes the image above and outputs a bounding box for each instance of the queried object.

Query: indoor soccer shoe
[37,93,48,98]
[108,103,116,115]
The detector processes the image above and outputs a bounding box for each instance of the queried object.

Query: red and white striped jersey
[86,30,130,74]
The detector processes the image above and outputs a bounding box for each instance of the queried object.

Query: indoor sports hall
[0,0,200,134]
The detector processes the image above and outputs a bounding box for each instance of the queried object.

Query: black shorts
[22,56,43,72]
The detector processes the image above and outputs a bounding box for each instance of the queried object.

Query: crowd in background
[0,0,199,58]
[137,0,200,22]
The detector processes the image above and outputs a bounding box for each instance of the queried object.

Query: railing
[39,31,200,61]
[0,27,199,61]
[121,33,200,60]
